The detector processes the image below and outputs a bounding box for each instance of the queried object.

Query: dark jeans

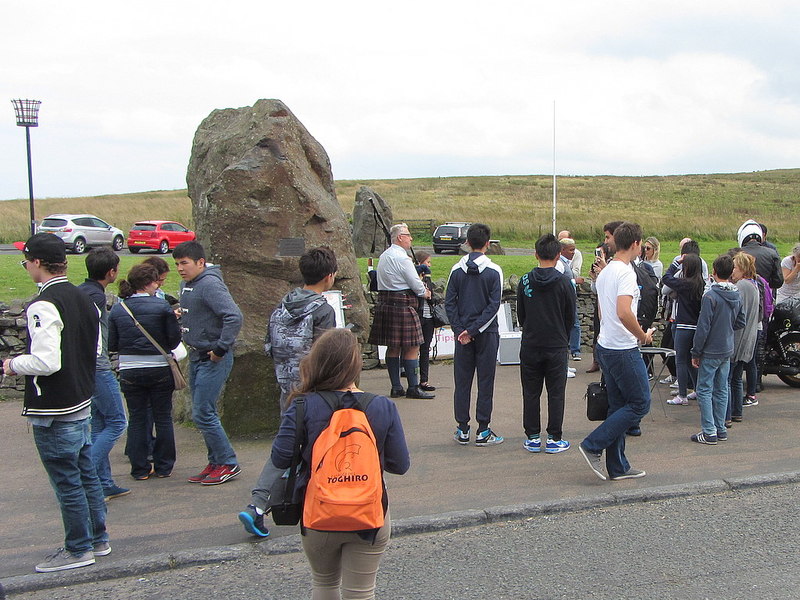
[727,360,746,420]
[33,418,108,554]
[419,316,435,384]
[520,346,568,440]
[454,331,500,432]
[583,345,651,478]
[120,366,176,478]
[674,326,698,396]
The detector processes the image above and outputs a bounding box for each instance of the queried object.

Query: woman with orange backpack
[271,328,410,599]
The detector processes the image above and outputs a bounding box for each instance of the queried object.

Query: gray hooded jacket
[179,265,243,360]
[691,282,746,361]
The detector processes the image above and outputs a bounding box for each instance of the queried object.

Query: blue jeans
[120,366,176,478]
[696,357,730,436]
[188,353,238,466]
[33,418,108,554]
[90,369,128,489]
[583,345,651,478]
[569,309,581,355]
[726,360,746,421]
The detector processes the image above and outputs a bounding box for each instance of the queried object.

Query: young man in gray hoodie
[238,247,337,538]
[174,241,243,485]
[690,254,746,445]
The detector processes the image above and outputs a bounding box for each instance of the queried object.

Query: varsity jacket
[13,277,100,416]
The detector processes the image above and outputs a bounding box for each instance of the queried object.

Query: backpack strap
[317,390,376,412]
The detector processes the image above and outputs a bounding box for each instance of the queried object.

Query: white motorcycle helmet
[737,219,763,248]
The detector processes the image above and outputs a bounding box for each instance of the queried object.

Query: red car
[127,220,196,254]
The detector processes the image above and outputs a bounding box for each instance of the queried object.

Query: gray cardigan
[732,279,760,363]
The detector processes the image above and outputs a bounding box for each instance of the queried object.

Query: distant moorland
[1,169,799,245]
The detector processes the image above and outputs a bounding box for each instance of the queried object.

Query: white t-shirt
[777,256,800,304]
[597,259,640,350]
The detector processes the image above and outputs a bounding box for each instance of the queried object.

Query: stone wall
[0,300,28,396]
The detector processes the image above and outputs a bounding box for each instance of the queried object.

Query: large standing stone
[185,99,370,435]
[352,186,393,257]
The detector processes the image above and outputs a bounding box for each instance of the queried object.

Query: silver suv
[37,214,125,254]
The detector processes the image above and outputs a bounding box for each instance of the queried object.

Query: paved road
[14,481,800,599]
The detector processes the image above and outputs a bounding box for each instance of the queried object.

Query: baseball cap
[737,220,763,248]
[13,233,67,263]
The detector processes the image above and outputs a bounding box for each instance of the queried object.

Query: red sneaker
[188,463,216,483]
[201,464,241,486]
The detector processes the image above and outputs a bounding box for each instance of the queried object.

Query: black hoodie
[517,267,576,350]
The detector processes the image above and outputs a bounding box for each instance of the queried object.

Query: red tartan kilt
[368,291,424,348]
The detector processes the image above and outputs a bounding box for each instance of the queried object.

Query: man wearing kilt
[368,223,435,399]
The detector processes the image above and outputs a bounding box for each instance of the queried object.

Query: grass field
[1,239,795,304]
[1,169,799,246]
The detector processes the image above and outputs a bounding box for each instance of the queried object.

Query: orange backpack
[303,391,385,532]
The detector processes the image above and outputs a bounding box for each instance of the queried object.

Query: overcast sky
[1,0,799,200]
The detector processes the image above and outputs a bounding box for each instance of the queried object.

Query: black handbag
[270,397,305,526]
[585,377,608,422]
[431,303,450,328]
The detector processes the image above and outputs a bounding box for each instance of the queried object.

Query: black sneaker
[238,505,270,538]
[390,386,406,398]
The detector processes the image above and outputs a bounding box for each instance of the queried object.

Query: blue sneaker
[103,485,131,501]
[238,505,270,538]
[475,429,504,446]
[523,437,541,453]
[454,427,470,445]
[545,438,570,453]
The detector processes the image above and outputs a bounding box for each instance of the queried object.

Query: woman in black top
[109,264,182,479]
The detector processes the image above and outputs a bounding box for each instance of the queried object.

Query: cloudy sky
[1,0,798,200]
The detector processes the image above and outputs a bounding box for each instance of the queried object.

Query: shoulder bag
[119,301,187,390]
[270,397,305,526]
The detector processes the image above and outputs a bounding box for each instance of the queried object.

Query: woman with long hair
[270,328,410,599]
[662,253,706,405]
[109,264,182,479]
[727,252,760,424]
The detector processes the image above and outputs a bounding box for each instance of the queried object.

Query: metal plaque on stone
[278,237,305,257]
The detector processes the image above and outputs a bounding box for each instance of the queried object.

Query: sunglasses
[643,246,653,251]
[19,260,28,269]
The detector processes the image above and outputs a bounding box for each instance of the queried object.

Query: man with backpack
[238,247,337,538]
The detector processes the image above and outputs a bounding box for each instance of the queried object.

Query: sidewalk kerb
[3,472,799,596]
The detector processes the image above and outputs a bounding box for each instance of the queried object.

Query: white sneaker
[567,367,577,373]
[566,370,576,378]
[669,382,679,389]
[659,375,675,385]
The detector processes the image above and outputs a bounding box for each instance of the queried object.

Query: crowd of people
[4,217,797,598]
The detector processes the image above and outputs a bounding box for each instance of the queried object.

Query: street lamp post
[11,99,42,236]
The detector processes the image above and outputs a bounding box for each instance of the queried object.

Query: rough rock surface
[185,99,370,434]
[351,186,393,257]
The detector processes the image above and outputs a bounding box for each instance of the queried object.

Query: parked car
[127,220,196,254]
[37,214,125,254]
[432,222,472,254]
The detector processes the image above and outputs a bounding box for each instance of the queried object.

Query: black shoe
[419,383,437,391]
[406,386,435,399]
[626,427,642,436]
[390,386,406,398]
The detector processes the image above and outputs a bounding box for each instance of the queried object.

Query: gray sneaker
[35,548,95,572]
[454,427,470,445]
[611,468,646,480]
[93,541,112,556]
[475,429,504,446]
[578,443,607,480]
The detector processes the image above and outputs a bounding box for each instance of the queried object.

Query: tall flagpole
[552,100,557,235]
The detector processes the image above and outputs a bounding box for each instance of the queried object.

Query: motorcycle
[763,298,800,388]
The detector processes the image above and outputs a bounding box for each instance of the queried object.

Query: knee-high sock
[386,357,402,388]
[404,359,420,389]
